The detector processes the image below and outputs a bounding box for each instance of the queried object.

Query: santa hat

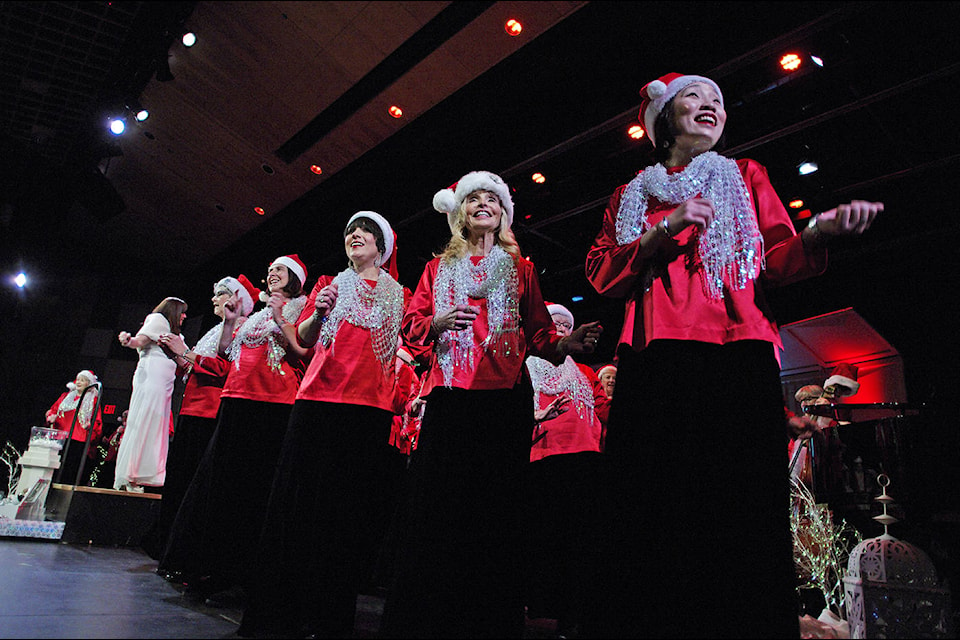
[639,72,724,146]
[794,384,825,403]
[545,302,574,328]
[824,363,860,397]
[217,275,260,316]
[432,170,515,232]
[346,211,399,280]
[69,370,97,389]
[270,254,307,287]
[597,364,617,379]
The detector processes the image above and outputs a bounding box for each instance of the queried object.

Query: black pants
[380,384,533,639]
[239,400,393,638]
[582,340,799,639]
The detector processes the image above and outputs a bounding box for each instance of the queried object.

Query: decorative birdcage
[842,475,953,638]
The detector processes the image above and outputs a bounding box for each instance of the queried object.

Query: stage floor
[0,538,560,639]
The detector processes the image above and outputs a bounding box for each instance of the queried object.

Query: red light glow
[628,125,645,140]
[254,207,265,216]
[780,53,802,71]
[310,165,323,175]
[531,172,545,184]
[389,105,403,118]
[795,209,813,220]
[104,405,116,415]
[789,199,804,209]
[505,19,522,36]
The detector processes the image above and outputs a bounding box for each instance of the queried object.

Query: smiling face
[344,221,381,270]
[670,81,726,152]
[266,263,290,294]
[74,374,92,393]
[599,369,616,398]
[463,190,503,239]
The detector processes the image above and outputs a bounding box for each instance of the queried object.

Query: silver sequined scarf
[526,355,594,420]
[433,245,520,388]
[614,151,764,300]
[227,296,307,374]
[57,388,98,427]
[319,267,405,372]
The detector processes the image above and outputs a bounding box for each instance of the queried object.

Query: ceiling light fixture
[14,273,27,288]
[810,54,824,67]
[108,117,126,135]
[254,207,265,216]
[798,161,819,175]
[182,31,196,47]
[135,109,149,122]
[789,199,804,209]
[388,105,403,118]
[780,53,802,72]
[505,19,522,36]
[310,165,323,175]
[531,172,545,184]
[628,125,645,140]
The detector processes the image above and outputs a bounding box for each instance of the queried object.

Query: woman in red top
[148,274,259,568]
[583,72,883,638]
[45,369,102,485]
[162,255,309,602]
[240,212,405,638]
[380,171,601,639]
[522,303,610,638]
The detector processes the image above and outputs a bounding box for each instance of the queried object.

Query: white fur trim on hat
[72,370,97,388]
[546,303,574,328]
[433,170,514,232]
[347,211,394,266]
[271,256,306,287]
[217,277,254,316]
[643,74,723,147]
[597,364,617,379]
[824,363,860,397]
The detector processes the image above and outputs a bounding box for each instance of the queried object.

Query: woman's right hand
[314,283,339,318]
[431,305,480,334]
[667,197,715,234]
[221,295,240,322]
[118,331,132,347]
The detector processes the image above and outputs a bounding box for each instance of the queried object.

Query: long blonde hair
[437,192,522,264]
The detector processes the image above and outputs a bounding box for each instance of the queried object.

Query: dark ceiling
[3,1,960,411]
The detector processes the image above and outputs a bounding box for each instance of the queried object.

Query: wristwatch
[807,215,822,243]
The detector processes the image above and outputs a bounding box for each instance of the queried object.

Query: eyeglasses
[554,321,572,330]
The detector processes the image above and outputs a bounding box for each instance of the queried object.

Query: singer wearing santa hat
[163,255,309,604]
[240,212,406,638]
[149,274,259,569]
[584,72,883,637]
[45,369,103,485]
[380,171,602,639]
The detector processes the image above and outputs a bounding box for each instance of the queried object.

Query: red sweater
[403,254,564,397]
[586,158,827,354]
[179,354,232,419]
[529,361,610,462]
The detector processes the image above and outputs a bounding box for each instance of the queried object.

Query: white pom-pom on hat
[433,189,459,216]
[433,170,514,233]
[646,79,667,100]
[638,72,723,146]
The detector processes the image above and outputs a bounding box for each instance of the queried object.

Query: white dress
[114,313,178,489]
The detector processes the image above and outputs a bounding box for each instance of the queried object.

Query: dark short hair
[281,270,303,298]
[344,217,386,256]
[651,97,727,164]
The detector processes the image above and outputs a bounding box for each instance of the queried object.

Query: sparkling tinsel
[227,295,307,374]
[319,267,404,372]
[433,245,519,388]
[790,475,862,618]
[53,388,99,430]
[614,151,765,300]
[526,355,594,420]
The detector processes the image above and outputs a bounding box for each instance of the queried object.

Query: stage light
[14,273,26,288]
[789,199,804,209]
[254,207,265,216]
[628,125,645,140]
[310,165,323,175]
[524,214,533,220]
[182,31,196,47]
[780,53,802,72]
[109,118,126,135]
[135,109,149,122]
[388,105,403,118]
[571,295,584,303]
[810,55,824,67]
[505,19,522,36]
[531,172,545,184]
[798,161,819,175]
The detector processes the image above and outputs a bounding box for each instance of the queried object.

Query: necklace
[228,296,307,374]
[526,355,595,420]
[319,267,404,371]
[433,245,520,388]
[615,151,764,300]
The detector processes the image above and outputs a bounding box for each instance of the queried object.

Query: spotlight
[254,207,265,216]
[109,118,126,135]
[780,53,802,72]
[531,172,545,184]
[505,19,522,36]
[310,165,323,175]
[628,125,645,140]
[798,162,819,175]
[14,273,27,288]
[810,55,824,67]
[135,109,149,122]
[182,31,196,47]
[789,199,804,209]
[388,105,403,118]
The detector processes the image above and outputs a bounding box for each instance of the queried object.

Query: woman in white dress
[114,296,188,492]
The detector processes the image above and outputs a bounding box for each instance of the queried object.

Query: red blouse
[586,158,827,354]
[403,254,564,397]
[529,361,610,463]
[179,354,232,419]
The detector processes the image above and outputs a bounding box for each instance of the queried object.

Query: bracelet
[180,350,192,360]
[804,215,824,249]
[659,218,674,238]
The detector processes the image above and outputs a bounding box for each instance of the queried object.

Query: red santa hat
[68,370,98,390]
[432,170,515,232]
[824,363,860,397]
[346,211,399,280]
[270,254,307,287]
[217,274,260,316]
[597,364,617,379]
[545,302,574,328]
[639,72,724,146]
